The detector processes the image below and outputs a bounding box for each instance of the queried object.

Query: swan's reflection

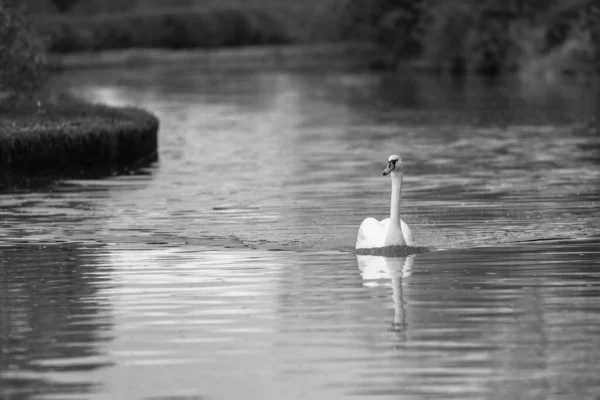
[357,254,415,330]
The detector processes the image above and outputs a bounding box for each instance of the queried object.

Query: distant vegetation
[0,2,47,94]
[339,0,600,76]
[35,8,292,53]
[4,0,600,79]
[28,0,341,52]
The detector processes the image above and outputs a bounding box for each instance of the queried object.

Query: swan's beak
[383,162,395,176]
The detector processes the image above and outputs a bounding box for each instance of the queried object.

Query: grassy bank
[0,95,159,189]
[35,7,292,53]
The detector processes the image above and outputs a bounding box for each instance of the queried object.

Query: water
[1,63,600,399]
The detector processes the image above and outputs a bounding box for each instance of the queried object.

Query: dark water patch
[0,243,112,399]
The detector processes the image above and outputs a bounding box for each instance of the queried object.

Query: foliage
[35,7,292,52]
[0,2,47,94]
[338,0,423,58]
[339,0,600,74]
[50,0,80,13]
[26,0,339,42]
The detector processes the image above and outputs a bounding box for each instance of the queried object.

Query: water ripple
[1,67,600,399]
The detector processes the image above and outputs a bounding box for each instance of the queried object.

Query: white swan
[356,155,413,249]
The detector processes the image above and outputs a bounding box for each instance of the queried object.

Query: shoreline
[47,42,384,70]
[50,43,595,80]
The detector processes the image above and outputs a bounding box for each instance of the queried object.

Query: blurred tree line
[0,0,47,95]
[2,0,600,98]
[340,0,600,74]
[0,0,86,96]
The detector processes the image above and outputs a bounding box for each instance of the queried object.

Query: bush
[34,7,292,53]
[0,2,47,94]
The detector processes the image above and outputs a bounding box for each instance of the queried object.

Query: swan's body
[356,217,413,249]
[356,155,413,249]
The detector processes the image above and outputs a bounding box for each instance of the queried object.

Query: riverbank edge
[47,42,385,70]
[0,105,159,190]
[48,45,600,81]
[43,43,510,75]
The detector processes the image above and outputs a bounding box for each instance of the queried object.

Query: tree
[0,1,47,95]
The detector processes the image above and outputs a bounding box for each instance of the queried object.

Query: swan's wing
[356,218,386,249]
[401,219,414,246]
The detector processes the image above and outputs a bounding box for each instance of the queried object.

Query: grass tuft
[0,95,159,189]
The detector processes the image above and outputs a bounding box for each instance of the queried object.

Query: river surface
[1,63,600,399]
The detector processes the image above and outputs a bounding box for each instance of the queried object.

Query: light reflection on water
[1,64,600,399]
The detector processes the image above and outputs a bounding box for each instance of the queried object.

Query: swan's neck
[384,171,405,246]
[389,171,403,225]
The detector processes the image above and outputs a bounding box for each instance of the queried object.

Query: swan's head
[383,155,402,176]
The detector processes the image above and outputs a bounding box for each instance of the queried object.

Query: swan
[356,154,413,249]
